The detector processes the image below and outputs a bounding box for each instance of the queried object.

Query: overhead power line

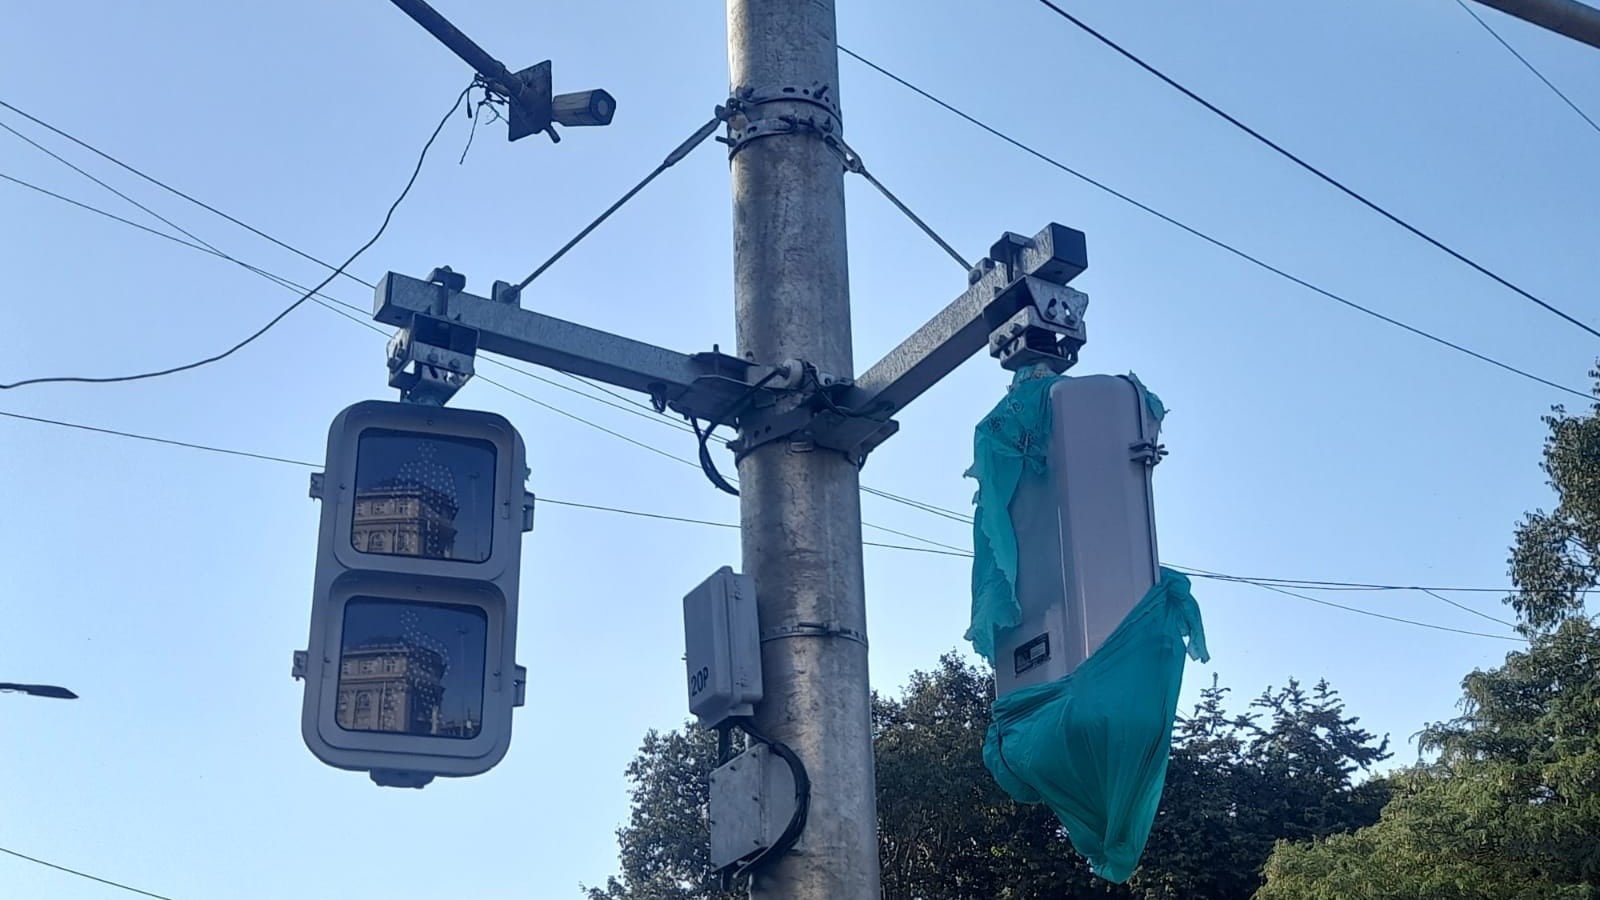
[0,846,176,900]
[0,108,986,549]
[1181,569,1589,596]
[835,48,1592,403]
[1466,0,1600,51]
[1421,586,1519,628]
[1456,0,1600,136]
[0,165,965,555]
[0,406,1541,638]
[0,85,471,391]
[0,98,374,291]
[1233,580,1525,642]
[1028,0,1600,341]
[0,93,1550,638]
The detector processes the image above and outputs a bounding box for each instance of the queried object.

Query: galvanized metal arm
[371,221,1088,466]
[374,268,759,416]
[725,223,1092,464]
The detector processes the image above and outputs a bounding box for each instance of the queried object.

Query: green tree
[1510,389,1600,632]
[1134,677,1389,900]
[588,655,1389,899]
[582,727,739,900]
[1256,391,1600,900]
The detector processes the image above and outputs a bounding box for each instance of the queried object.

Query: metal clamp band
[760,622,869,648]
[730,83,842,120]
[724,113,840,159]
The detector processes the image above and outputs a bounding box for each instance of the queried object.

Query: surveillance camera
[552,89,617,127]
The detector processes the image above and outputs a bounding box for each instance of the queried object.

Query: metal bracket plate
[387,313,479,405]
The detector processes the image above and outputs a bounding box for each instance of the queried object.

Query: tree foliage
[1256,391,1600,899]
[587,655,1389,899]
[1509,389,1600,632]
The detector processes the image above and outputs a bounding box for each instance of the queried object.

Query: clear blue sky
[3,1,1597,897]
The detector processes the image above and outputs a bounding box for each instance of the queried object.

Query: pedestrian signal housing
[294,400,533,787]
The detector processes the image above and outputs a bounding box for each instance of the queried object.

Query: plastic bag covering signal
[965,365,1208,883]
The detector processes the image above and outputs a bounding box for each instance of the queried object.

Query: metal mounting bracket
[375,271,765,423]
[985,277,1089,372]
[370,222,1088,472]
[728,384,901,468]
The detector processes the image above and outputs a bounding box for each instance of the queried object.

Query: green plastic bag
[984,570,1207,882]
[964,365,1208,883]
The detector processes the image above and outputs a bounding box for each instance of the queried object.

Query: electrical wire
[0,84,471,390]
[0,410,317,467]
[0,160,1564,611]
[0,167,957,552]
[691,366,791,497]
[729,717,810,881]
[1235,579,1526,642]
[691,415,743,496]
[1028,0,1600,341]
[0,406,1553,633]
[1420,587,1519,629]
[1170,567,1588,596]
[0,846,175,900]
[0,96,374,292]
[514,111,726,292]
[0,95,1573,615]
[1455,0,1600,136]
[835,47,1593,403]
[7,93,1592,564]
[861,484,974,524]
[0,119,227,260]
[0,407,957,557]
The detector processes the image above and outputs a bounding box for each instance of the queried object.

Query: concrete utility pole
[364,0,1087,872]
[725,2,880,898]
[1469,0,1600,49]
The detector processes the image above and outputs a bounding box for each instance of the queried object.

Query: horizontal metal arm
[852,263,1012,415]
[374,273,750,415]
[853,223,1087,416]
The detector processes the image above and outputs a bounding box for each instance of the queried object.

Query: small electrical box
[708,742,798,872]
[683,567,763,729]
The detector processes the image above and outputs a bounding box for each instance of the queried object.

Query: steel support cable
[824,133,971,271]
[514,111,728,291]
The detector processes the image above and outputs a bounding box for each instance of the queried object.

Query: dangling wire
[730,717,811,881]
[459,77,507,165]
[691,416,741,496]
[687,366,792,496]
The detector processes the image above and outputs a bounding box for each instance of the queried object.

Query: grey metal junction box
[683,567,762,729]
[709,742,799,872]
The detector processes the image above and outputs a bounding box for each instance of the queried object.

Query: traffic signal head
[295,400,533,787]
[995,374,1164,698]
